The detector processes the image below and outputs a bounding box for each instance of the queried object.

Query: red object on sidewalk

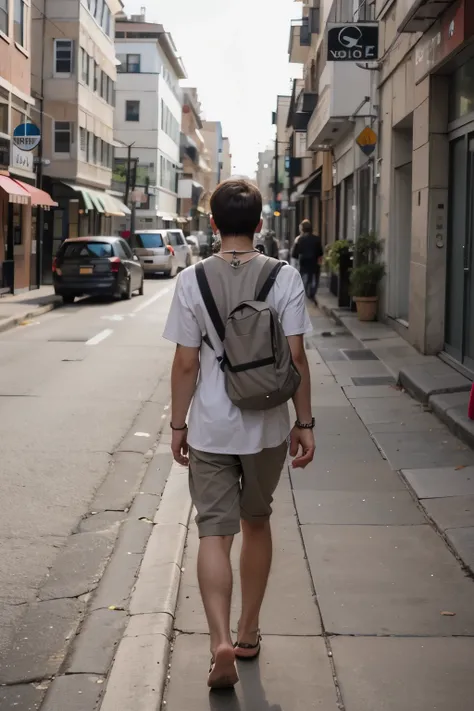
[468,384,474,420]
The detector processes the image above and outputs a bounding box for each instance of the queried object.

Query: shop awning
[290,169,322,203]
[62,183,130,216]
[0,175,30,204]
[13,180,58,209]
[62,182,94,212]
[156,211,178,221]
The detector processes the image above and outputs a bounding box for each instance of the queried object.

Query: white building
[113,13,186,230]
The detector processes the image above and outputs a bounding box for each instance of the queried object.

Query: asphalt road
[0,278,177,660]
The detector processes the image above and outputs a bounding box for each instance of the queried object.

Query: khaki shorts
[188,441,288,538]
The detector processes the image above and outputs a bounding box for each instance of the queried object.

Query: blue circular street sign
[13,122,41,151]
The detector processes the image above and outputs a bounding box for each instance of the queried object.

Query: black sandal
[234,630,262,660]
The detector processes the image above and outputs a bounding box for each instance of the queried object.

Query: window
[93,61,98,91]
[79,127,86,154]
[134,233,164,249]
[54,39,73,74]
[117,54,141,73]
[81,48,89,84]
[54,121,72,154]
[95,0,102,20]
[93,136,98,163]
[0,0,8,36]
[105,6,111,35]
[125,100,139,122]
[14,0,25,46]
[120,239,134,259]
[87,131,92,162]
[61,242,113,259]
[0,102,8,133]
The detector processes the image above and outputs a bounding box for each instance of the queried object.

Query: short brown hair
[210,179,262,239]
[301,219,312,233]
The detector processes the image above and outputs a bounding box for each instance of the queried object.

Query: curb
[0,297,63,334]
[98,461,192,711]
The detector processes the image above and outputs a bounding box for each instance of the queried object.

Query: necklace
[218,249,259,268]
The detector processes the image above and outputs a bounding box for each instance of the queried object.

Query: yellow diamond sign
[356,126,377,156]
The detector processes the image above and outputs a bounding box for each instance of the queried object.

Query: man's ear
[210,217,218,234]
[255,219,263,234]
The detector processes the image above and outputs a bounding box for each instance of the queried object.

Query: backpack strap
[195,261,226,346]
[256,260,284,302]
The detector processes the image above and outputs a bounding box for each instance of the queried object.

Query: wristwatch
[295,418,315,430]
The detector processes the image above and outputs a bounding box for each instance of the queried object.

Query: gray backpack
[195,258,301,411]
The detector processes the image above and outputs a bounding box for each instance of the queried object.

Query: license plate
[80,267,93,275]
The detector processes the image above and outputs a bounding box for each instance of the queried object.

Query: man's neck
[219,235,255,253]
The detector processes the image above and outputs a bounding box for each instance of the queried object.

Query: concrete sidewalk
[0,286,62,333]
[27,305,474,711]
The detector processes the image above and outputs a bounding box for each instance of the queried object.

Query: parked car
[186,235,200,256]
[130,229,192,277]
[192,231,211,258]
[53,236,144,304]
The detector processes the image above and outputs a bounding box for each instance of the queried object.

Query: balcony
[306,62,372,149]
[397,0,456,33]
[288,18,311,64]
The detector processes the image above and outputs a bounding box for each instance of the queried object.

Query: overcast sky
[125,0,300,177]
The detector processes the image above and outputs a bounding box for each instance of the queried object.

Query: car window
[61,242,113,259]
[168,232,179,247]
[120,240,134,259]
[114,241,127,259]
[135,233,164,249]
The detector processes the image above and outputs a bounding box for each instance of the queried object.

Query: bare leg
[197,535,238,687]
[238,518,272,644]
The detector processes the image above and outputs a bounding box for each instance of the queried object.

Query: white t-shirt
[162,261,312,455]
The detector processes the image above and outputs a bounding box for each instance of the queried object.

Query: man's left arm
[170,345,200,466]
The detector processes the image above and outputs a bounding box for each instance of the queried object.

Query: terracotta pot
[354,296,378,322]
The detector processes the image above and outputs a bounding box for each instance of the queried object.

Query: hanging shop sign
[13,121,41,151]
[327,23,379,62]
[356,126,377,157]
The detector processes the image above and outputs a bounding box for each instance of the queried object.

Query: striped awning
[0,175,30,204]
[13,180,58,208]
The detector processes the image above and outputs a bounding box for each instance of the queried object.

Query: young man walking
[163,179,315,690]
[292,219,324,303]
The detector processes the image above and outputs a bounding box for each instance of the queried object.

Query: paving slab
[0,683,46,710]
[290,459,406,492]
[343,384,402,399]
[331,637,474,711]
[177,511,322,636]
[421,495,474,530]
[302,524,474,635]
[366,411,445,434]
[114,519,153,554]
[0,599,84,684]
[90,551,142,611]
[327,360,391,377]
[77,511,125,534]
[99,633,169,711]
[294,490,425,525]
[164,633,339,711]
[90,452,146,512]
[41,674,104,711]
[372,430,474,470]
[308,433,381,460]
[39,530,117,601]
[351,397,428,425]
[66,608,128,675]
[310,384,351,407]
[339,316,398,341]
[402,466,474,498]
[400,361,471,403]
[445,527,474,572]
[312,406,368,435]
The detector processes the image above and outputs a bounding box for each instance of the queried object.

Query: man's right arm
[288,335,315,468]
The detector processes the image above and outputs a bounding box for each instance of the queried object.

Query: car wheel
[138,278,144,295]
[61,294,75,304]
[121,276,132,300]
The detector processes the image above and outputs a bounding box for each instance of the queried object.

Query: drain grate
[342,348,379,361]
[48,337,88,342]
[351,376,396,386]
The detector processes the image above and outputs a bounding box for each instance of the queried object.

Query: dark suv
[53,236,144,304]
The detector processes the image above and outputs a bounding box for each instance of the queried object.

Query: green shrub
[350,263,385,298]
[325,240,352,273]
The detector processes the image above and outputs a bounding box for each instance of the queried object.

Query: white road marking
[133,286,170,314]
[86,328,113,346]
[101,314,124,322]
[134,432,150,437]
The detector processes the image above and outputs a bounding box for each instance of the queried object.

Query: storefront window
[450,57,474,122]
[13,204,23,246]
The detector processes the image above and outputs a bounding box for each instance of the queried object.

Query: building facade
[178,87,212,233]
[376,0,474,368]
[0,0,58,293]
[221,136,232,181]
[31,0,128,283]
[113,13,186,232]
[256,146,274,229]
[201,120,223,193]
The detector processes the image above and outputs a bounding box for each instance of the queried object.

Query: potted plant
[350,233,385,321]
[325,240,351,299]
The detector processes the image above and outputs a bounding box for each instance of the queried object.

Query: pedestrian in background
[263,230,279,259]
[292,219,323,304]
[163,179,315,690]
